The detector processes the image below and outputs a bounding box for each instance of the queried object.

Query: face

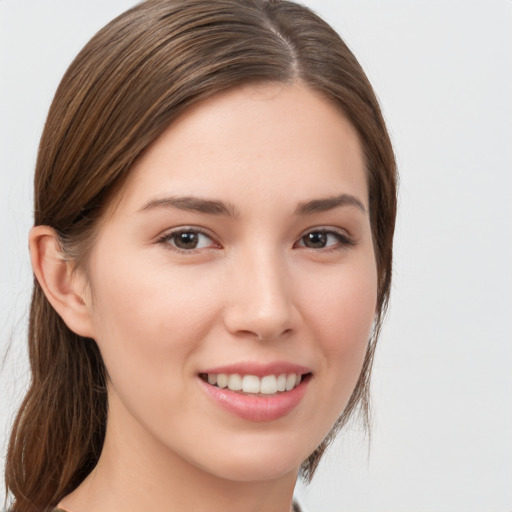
[82,83,377,483]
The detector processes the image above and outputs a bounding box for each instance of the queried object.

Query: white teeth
[285,374,296,391]
[217,373,228,388]
[260,375,278,394]
[276,374,287,392]
[228,374,242,391]
[205,372,305,394]
[242,375,260,393]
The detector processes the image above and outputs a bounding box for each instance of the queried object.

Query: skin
[32,82,377,512]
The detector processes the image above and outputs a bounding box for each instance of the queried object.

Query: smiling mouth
[199,372,311,396]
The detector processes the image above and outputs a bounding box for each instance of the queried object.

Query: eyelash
[156,227,354,254]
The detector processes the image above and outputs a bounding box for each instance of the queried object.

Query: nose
[223,249,297,341]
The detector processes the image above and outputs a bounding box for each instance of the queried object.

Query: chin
[189,429,314,483]
[207,455,301,483]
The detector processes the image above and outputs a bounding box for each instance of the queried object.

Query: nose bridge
[224,243,295,339]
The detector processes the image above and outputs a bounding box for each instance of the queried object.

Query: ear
[29,225,95,338]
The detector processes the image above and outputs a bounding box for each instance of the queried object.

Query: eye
[295,229,353,250]
[158,228,219,252]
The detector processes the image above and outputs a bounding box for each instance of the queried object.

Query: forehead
[116,82,367,213]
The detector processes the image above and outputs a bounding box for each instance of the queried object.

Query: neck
[59,396,299,512]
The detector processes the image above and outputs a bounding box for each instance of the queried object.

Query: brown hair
[5,0,397,510]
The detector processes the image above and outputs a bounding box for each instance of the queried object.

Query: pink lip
[197,362,312,422]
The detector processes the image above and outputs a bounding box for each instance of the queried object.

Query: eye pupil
[304,232,327,248]
[174,232,198,249]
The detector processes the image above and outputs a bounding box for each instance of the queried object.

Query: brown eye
[160,229,217,252]
[302,232,328,249]
[173,232,200,249]
[296,230,353,250]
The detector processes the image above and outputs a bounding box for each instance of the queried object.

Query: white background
[1,1,511,511]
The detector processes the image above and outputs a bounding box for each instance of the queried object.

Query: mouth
[199,372,311,396]
[197,362,312,421]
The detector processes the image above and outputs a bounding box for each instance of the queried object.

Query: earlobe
[29,225,95,338]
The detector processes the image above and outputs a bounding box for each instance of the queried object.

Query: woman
[4,1,396,511]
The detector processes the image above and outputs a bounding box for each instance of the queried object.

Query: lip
[198,362,312,422]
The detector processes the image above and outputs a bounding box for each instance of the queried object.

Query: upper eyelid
[157,225,217,240]
[299,226,352,238]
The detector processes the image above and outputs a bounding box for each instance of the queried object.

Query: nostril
[254,327,294,341]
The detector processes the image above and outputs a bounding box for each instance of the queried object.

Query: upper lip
[199,361,312,377]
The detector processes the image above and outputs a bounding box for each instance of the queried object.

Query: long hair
[5,1,397,510]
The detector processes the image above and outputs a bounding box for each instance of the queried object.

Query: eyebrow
[139,196,240,217]
[139,193,366,217]
[294,194,367,215]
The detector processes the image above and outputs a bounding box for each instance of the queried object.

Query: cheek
[302,258,377,399]
[307,260,376,341]
[87,252,221,394]
[86,259,227,446]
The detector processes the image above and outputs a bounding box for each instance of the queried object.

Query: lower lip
[198,377,309,422]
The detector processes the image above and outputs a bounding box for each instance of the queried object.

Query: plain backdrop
[1,1,511,511]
